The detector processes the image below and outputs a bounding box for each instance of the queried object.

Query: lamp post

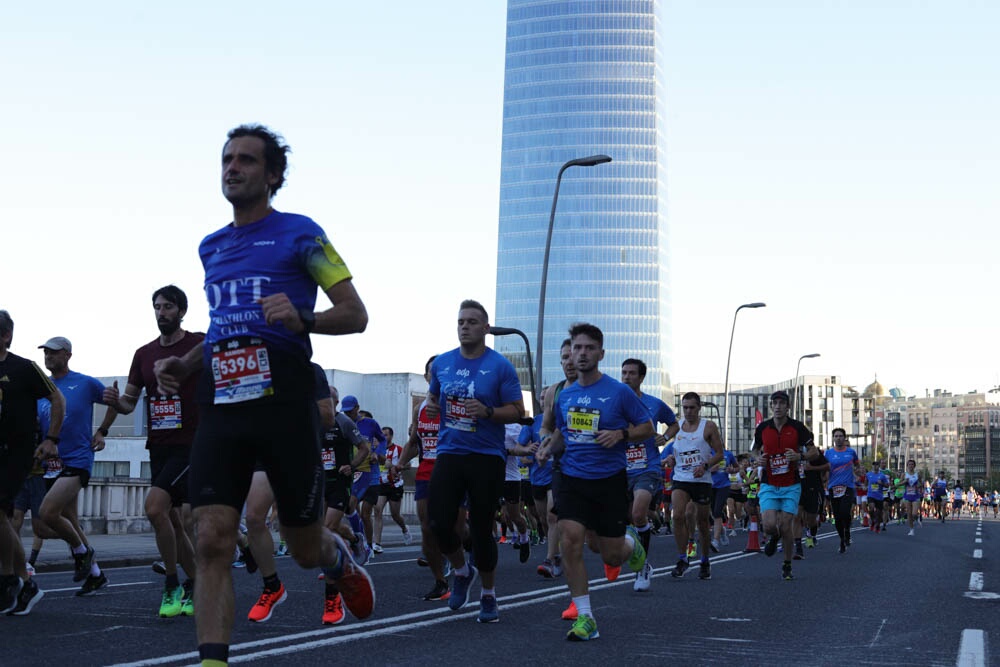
[723,302,766,452]
[793,353,821,420]
[490,325,541,417]
[535,154,612,394]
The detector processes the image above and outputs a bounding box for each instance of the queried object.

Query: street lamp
[793,353,821,419]
[723,302,766,452]
[535,154,612,394]
[490,325,541,418]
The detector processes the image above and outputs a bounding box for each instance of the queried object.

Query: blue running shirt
[39,371,105,471]
[825,447,859,490]
[626,393,677,478]
[428,348,522,460]
[556,374,653,480]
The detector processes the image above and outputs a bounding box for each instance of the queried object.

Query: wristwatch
[297,307,316,333]
[620,428,629,441]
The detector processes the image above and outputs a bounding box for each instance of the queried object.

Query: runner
[824,428,861,554]
[537,323,651,641]
[794,441,829,559]
[425,299,524,624]
[751,390,815,581]
[0,310,64,615]
[865,461,890,532]
[620,358,678,592]
[342,396,385,557]
[35,336,119,596]
[373,426,411,552]
[663,392,724,581]
[952,482,965,520]
[152,124,374,667]
[102,285,202,617]
[501,422,533,563]
[898,459,921,536]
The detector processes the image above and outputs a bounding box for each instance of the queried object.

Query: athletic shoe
[518,541,530,564]
[626,525,646,573]
[561,600,578,621]
[603,564,621,582]
[477,595,499,623]
[274,541,289,557]
[248,584,287,622]
[402,530,413,546]
[552,555,563,577]
[7,578,43,616]
[764,535,779,557]
[76,573,108,597]
[805,536,816,548]
[686,542,697,560]
[327,534,376,620]
[448,565,478,611]
[151,561,166,575]
[670,559,689,578]
[793,544,805,561]
[423,580,450,601]
[180,581,194,617]
[634,561,652,592]
[0,576,23,614]
[907,529,915,536]
[839,542,846,554]
[159,585,185,618]
[443,560,452,578]
[728,528,738,537]
[720,532,730,547]
[710,539,720,553]
[351,533,370,566]
[566,613,599,641]
[416,555,429,567]
[782,563,793,581]
[73,546,95,583]
[372,543,384,554]
[537,559,556,578]
[232,558,247,569]
[698,562,712,580]
[322,592,345,625]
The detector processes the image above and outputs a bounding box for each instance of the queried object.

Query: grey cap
[39,336,73,352]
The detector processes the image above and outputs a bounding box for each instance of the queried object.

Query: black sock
[165,573,180,590]
[639,528,651,553]
[325,582,339,595]
[198,643,229,663]
[29,549,39,565]
[263,573,281,592]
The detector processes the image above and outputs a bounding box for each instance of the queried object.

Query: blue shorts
[758,483,801,514]
[415,479,431,502]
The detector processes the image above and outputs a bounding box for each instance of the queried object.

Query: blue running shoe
[448,565,478,611]
[477,594,499,623]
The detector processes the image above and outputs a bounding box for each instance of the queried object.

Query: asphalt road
[7,514,996,666]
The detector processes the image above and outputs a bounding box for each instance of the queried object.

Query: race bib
[626,445,647,471]
[677,448,701,472]
[353,471,363,483]
[150,396,183,430]
[211,340,273,405]
[321,448,335,471]
[43,457,64,479]
[421,436,438,460]
[444,395,476,432]
[770,454,789,476]
[832,485,847,498]
[566,407,599,443]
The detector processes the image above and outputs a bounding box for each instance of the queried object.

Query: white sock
[481,587,495,599]
[90,562,102,577]
[573,595,592,619]
[72,544,87,556]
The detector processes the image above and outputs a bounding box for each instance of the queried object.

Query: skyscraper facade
[494,0,671,399]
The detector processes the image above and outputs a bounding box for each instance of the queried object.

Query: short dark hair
[622,358,647,377]
[681,391,701,405]
[359,410,373,419]
[424,355,437,375]
[832,427,847,438]
[459,299,489,322]
[226,124,291,196]
[383,426,394,436]
[568,322,603,348]
[152,285,188,312]
[0,309,12,339]
[560,338,572,349]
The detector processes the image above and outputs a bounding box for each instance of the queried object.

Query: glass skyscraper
[494,0,671,399]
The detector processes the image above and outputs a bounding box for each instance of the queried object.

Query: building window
[93,461,131,479]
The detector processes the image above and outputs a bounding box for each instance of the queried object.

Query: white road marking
[869,618,887,647]
[46,581,153,594]
[969,572,984,591]
[957,629,986,667]
[973,549,983,559]
[710,617,753,622]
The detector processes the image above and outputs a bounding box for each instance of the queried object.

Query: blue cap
[341,395,359,411]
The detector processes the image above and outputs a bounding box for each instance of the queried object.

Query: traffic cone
[744,513,762,552]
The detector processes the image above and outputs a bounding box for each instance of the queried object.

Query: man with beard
[103,285,203,616]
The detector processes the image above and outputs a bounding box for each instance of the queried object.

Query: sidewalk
[25,522,419,574]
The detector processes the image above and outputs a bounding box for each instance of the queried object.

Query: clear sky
[3,1,997,397]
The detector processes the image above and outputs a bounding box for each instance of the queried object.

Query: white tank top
[672,419,712,484]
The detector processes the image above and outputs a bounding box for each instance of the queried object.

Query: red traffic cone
[744,513,762,552]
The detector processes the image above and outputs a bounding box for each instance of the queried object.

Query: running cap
[341,395,359,411]
[770,390,790,402]
[39,336,72,352]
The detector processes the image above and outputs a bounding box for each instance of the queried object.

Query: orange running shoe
[604,564,621,582]
[247,584,287,623]
[561,600,578,621]
[322,592,345,626]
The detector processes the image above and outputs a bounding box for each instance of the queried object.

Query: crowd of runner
[0,125,995,665]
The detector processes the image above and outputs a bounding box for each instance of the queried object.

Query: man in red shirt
[751,390,816,581]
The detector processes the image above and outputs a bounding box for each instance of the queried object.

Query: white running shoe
[633,561,652,592]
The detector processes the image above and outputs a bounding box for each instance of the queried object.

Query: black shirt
[0,352,57,446]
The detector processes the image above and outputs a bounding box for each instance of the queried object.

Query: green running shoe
[159,585,184,618]
[566,613,599,641]
[626,525,647,573]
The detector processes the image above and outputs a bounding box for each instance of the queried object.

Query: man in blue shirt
[866,460,890,533]
[35,336,118,596]
[538,323,653,641]
[425,299,524,624]
[343,397,386,556]
[620,357,678,592]
[153,125,374,667]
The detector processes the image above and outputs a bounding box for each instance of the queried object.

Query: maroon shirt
[127,331,204,448]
